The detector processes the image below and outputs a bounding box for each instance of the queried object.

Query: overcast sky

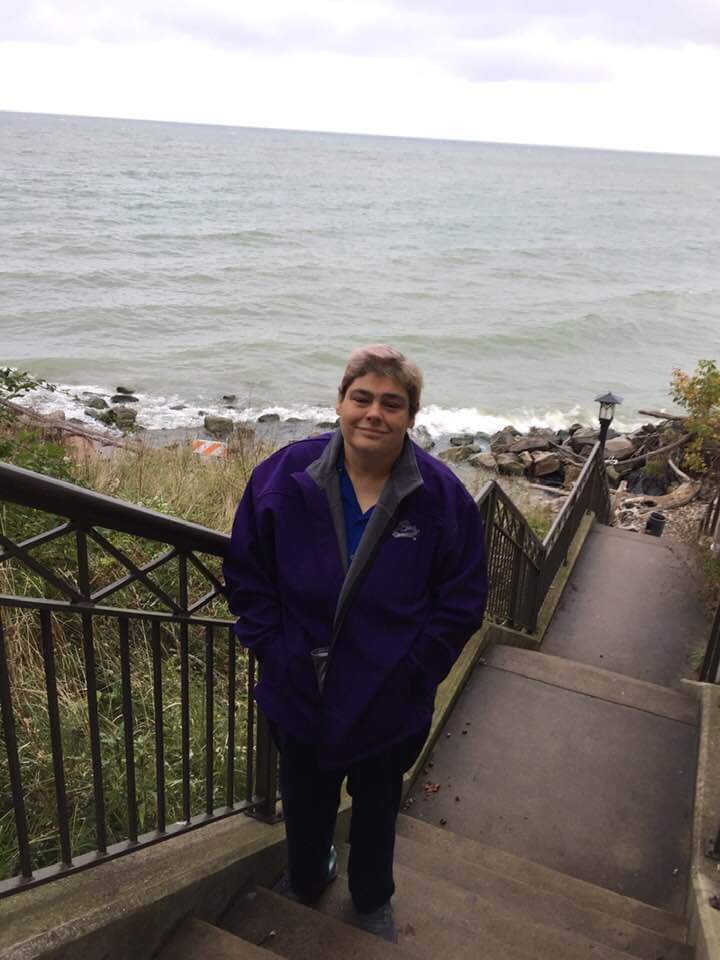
[2,1,719,155]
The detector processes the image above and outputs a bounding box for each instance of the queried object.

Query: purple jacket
[223,431,488,768]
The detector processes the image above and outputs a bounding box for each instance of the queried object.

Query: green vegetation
[671,358,720,477]
[640,456,667,481]
[0,405,274,882]
[0,366,56,401]
[526,507,552,540]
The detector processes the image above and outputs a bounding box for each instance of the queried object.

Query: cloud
[1,1,614,84]
[385,1,720,48]
[6,0,720,53]
[457,49,611,84]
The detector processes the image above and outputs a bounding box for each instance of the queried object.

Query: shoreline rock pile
[436,416,698,501]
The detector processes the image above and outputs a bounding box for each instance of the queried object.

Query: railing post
[252,710,280,822]
[483,485,496,561]
[526,545,544,635]
[699,599,720,683]
[510,523,525,629]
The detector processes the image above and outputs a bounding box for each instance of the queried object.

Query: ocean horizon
[2,110,719,438]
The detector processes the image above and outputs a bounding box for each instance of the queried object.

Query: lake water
[2,111,719,437]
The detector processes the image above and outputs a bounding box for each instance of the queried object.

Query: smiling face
[336,372,414,465]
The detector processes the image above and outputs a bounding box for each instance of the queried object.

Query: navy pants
[273,725,430,914]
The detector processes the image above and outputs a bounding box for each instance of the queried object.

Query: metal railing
[699,598,720,684]
[0,441,611,896]
[699,493,720,538]
[477,441,611,632]
[0,461,278,899]
[477,482,544,631]
[698,490,720,684]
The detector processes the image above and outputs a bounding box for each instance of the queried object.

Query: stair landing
[541,523,706,687]
[403,643,697,914]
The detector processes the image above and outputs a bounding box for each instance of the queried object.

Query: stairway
[158,811,690,959]
[155,520,700,958]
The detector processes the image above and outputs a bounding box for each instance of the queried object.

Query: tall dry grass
[0,432,275,882]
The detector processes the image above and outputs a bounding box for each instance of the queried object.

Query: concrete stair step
[590,525,668,548]
[486,644,698,724]
[397,814,687,941]
[320,855,662,960]
[393,831,690,960]
[157,917,278,959]
[221,886,422,960]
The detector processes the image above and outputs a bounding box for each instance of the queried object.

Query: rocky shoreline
[6,376,711,538]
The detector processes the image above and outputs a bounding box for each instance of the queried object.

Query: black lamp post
[595,391,623,454]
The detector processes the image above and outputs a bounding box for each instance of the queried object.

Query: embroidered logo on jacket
[392,520,419,540]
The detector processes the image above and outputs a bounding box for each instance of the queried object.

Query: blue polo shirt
[337,453,374,564]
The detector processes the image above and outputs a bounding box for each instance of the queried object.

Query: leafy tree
[0,367,56,400]
[670,359,720,476]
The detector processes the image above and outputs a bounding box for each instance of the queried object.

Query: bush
[670,359,720,476]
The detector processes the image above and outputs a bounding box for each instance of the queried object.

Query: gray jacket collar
[306,429,424,513]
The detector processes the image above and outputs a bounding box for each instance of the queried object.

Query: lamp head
[595,391,623,423]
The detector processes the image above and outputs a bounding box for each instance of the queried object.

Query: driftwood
[611,480,628,516]
[0,396,138,452]
[548,439,586,465]
[638,409,686,421]
[610,433,691,471]
[620,480,701,511]
[668,457,692,484]
[527,483,568,498]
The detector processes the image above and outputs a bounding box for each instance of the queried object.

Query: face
[336,372,414,462]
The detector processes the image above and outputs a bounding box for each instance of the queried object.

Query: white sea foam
[12,382,644,438]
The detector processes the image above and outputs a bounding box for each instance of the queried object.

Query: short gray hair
[338,344,423,418]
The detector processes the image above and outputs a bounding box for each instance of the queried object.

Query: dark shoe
[273,844,338,902]
[355,901,397,943]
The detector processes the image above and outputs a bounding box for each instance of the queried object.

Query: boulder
[474,431,491,442]
[568,423,585,435]
[233,423,255,439]
[532,452,562,477]
[569,426,599,451]
[469,452,497,471]
[604,436,635,460]
[204,415,234,437]
[170,404,186,411]
[449,433,475,447]
[257,413,280,423]
[490,429,520,454]
[83,395,108,410]
[411,425,434,451]
[439,446,475,463]
[518,451,534,470]
[509,435,553,454]
[222,394,237,403]
[114,406,138,430]
[316,420,339,430]
[84,407,104,421]
[115,386,136,395]
[111,394,139,404]
[496,453,525,476]
[563,463,582,488]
